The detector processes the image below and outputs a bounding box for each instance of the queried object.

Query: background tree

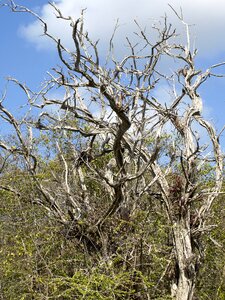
[0,2,224,299]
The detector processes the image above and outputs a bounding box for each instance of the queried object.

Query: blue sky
[0,0,225,148]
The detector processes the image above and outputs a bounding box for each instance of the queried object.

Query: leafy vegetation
[0,158,224,299]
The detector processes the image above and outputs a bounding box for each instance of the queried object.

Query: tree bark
[172,218,196,300]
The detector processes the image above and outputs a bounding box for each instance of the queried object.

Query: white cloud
[19,0,225,57]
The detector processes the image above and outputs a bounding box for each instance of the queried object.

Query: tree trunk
[172,218,196,300]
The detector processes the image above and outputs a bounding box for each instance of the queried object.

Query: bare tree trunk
[172,218,196,300]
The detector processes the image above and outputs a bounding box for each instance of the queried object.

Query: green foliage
[195,195,225,300]
[0,187,172,299]
[0,140,224,299]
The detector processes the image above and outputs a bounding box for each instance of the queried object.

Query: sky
[0,0,225,148]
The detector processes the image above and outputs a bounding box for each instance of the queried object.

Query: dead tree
[0,2,224,299]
